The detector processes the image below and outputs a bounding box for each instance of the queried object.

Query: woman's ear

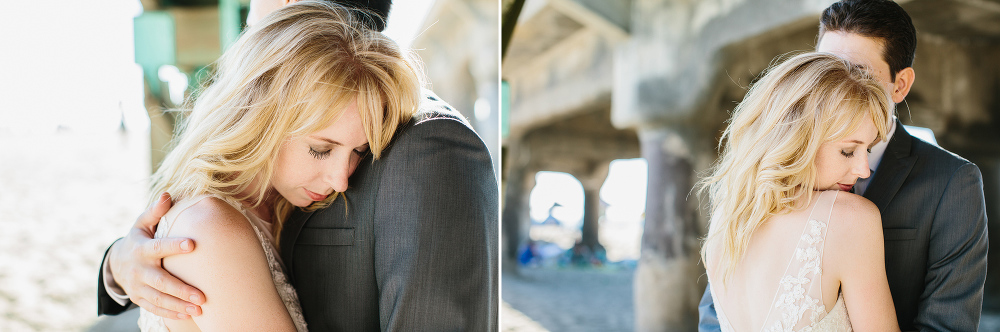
[891,67,915,104]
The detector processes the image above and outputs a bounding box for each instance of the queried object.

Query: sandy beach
[0,130,149,331]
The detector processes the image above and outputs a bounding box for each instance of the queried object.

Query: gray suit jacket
[98,96,499,331]
[698,120,988,331]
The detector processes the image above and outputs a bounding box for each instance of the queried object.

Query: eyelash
[310,147,369,160]
[841,147,873,158]
[309,147,331,160]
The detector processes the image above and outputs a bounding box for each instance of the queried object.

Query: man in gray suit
[698,1,988,331]
[96,1,498,330]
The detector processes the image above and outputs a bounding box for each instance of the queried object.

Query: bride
[700,52,900,331]
[136,2,421,331]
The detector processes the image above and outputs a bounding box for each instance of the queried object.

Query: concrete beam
[505,30,616,137]
[612,0,837,130]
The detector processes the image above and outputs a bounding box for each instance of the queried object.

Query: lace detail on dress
[137,195,308,332]
[758,190,846,332]
[766,219,827,332]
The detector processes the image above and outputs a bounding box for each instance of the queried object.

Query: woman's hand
[108,192,206,319]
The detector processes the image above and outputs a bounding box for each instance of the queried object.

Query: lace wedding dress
[708,190,852,332]
[138,195,308,332]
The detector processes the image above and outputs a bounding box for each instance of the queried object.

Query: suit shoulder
[909,134,973,169]
[907,136,984,186]
[390,110,484,152]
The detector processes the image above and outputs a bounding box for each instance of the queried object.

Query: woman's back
[705,190,850,331]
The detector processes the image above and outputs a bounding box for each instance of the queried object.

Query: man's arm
[98,238,132,315]
[373,117,499,331]
[699,283,721,332]
[914,163,988,331]
[97,193,206,319]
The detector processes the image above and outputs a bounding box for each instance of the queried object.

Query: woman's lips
[838,183,854,192]
[305,189,328,201]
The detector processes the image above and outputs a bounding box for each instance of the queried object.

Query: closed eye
[309,147,331,160]
[841,150,855,158]
[354,144,370,157]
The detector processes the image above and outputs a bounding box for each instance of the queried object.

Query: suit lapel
[863,120,917,210]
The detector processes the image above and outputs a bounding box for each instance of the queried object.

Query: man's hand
[108,192,206,319]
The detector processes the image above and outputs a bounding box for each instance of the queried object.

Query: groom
[698,0,988,331]
[96,0,498,331]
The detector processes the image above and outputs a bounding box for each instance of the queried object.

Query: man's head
[248,0,392,31]
[816,0,916,104]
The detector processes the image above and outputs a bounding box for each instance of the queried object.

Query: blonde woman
[133,2,421,331]
[700,52,900,331]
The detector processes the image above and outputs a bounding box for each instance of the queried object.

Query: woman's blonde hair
[149,1,423,237]
[700,52,892,285]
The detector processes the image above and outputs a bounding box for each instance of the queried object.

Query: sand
[0,130,149,331]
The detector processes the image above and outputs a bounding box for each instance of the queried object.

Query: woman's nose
[855,153,871,179]
[325,157,352,193]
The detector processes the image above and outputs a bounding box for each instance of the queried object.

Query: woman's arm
[828,192,899,332]
[162,197,295,331]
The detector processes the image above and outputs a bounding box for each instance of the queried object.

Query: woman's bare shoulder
[830,191,880,223]
[164,196,260,264]
[162,199,294,330]
[825,191,884,255]
[169,197,254,240]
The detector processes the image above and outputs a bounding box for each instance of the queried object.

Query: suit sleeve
[914,163,988,332]
[372,118,499,331]
[699,283,721,332]
[97,238,133,315]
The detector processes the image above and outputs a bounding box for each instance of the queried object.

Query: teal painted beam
[134,11,176,101]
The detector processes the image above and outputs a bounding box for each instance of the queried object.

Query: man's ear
[891,67,915,104]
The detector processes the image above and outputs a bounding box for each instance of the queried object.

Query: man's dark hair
[819,0,916,81]
[331,0,392,31]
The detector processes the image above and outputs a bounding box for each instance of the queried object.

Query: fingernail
[186,306,198,315]
[177,313,189,320]
[190,294,201,303]
[181,240,192,251]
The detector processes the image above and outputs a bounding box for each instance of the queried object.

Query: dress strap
[809,190,838,227]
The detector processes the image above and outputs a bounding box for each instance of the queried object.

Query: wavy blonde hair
[150,1,423,238]
[700,52,892,285]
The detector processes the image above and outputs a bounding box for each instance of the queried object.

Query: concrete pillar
[581,185,602,253]
[634,127,703,332]
[502,141,533,272]
[575,164,611,255]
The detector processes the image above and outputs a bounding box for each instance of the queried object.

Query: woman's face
[813,115,879,192]
[271,100,370,207]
